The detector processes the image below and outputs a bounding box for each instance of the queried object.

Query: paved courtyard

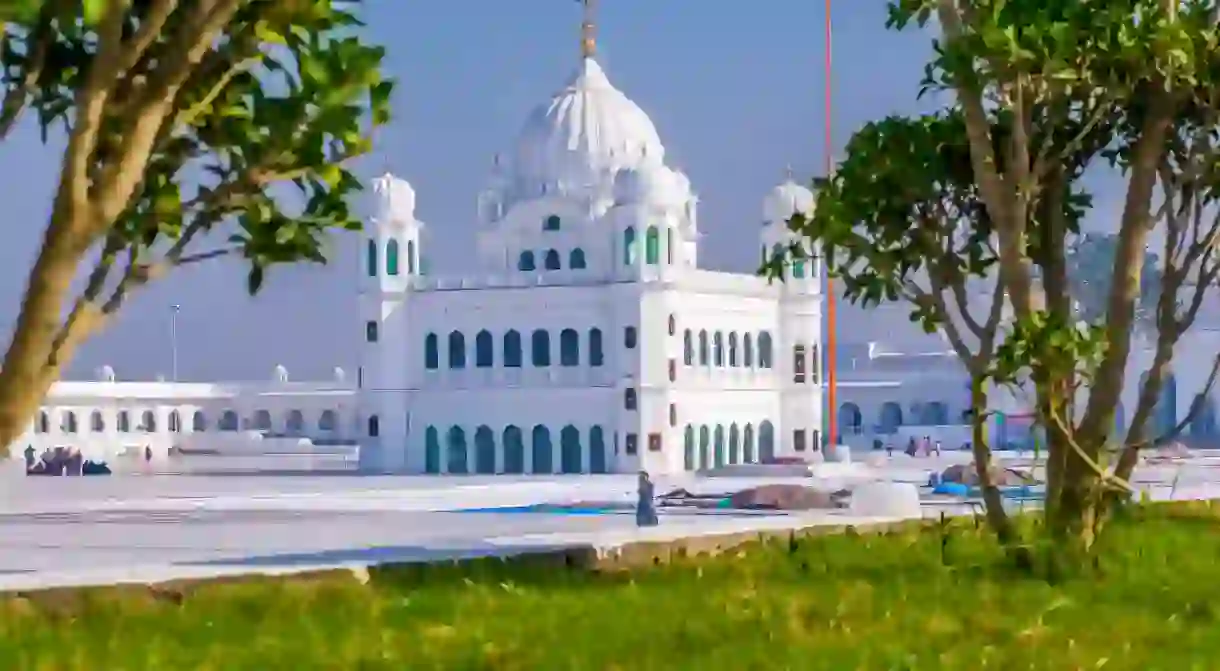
[0,452,1217,592]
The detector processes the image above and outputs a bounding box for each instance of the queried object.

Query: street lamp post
[171,304,181,382]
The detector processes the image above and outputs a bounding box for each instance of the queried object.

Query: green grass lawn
[2,505,1219,670]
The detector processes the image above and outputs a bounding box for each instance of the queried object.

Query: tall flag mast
[824,0,838,446]
[579,0,597,58]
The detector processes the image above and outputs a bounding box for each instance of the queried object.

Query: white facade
[18,365,358,463]
[357,57,824,475]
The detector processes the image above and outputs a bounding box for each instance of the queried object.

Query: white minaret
[761,170,824,457]
[358,172,422,471]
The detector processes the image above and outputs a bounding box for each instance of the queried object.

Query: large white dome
[513,58,664,190]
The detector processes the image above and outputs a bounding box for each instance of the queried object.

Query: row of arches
[517,248,586,272]
[366,239,418,278]
[837,401,952,435]
[422,424,609,474]
[683,330,774,369]
[424,328,605,370]
[682,421,775,471]
[34,408,343,435]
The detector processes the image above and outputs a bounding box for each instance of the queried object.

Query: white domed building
[358,42,824,475]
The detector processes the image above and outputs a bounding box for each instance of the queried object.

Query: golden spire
[580,0,597,58]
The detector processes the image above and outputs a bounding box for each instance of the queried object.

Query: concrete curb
[0,515,933,602]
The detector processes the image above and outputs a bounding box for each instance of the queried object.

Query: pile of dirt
[939,463,1038,487]
[726,484,844,510]
[1143,441,1194,463]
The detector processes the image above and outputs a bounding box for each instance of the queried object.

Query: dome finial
[785,164,794,181]
[579,0,597,59]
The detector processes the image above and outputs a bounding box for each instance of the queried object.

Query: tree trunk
[968,378,1014,534]
[0,215,94,457]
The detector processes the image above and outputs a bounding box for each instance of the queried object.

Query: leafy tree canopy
[0,0,392,451]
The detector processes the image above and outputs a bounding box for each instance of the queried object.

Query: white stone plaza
[1,452,1217,593]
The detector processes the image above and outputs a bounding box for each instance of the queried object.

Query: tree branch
[92,0,243,227]
[0,0,63,139]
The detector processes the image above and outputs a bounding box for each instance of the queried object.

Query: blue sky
[0,1,971,381]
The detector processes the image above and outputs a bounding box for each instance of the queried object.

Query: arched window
[531,329,551,367]
[589,426,607,474]
[503,330,523,368]
[169,410,182,433]
[792,254,806,278]
[667,228,674,264]
[367,415,380,437]
[366,239,378,277]
[588,328,604,367]
[560,425,582,474]
[424,333,439,369]
[446,426,468,474]
[286,409,305,434]
[218,410,237,432]
[90,410,105,433]
[386,239,400,276]
[623,227,637,265]
[34,410,48,434]
[62,411,77,434]
[645,226,660,264]
[475,330,494,368]
[743,333,754,367]
[683,425,695,471]
[531,425,553,474]
[698,330,709,366]
[759,420,775,461]
[713,332,725,367]
[425,426,440,473]
[192,411,206,432]
[117,410,132,432]
[503,425,525,474]
[569,248,587,269]
[560,328,580,366]
[407,240,417,274]
[474,425,495,474]
[758,331,774,368]
[544,249,561,270]
[728,332,739,367]
[810,344,820,382]
[253,409,272,431]
[544,214,561,231]
[140,410,156,433]
[448,331,466,369]
[318,410,337,432]
[518,251,536,272]
[683,330,694,365]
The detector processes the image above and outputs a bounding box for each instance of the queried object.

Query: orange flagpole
[824,0,838,445]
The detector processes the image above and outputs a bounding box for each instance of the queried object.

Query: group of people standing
[880,436,942,457]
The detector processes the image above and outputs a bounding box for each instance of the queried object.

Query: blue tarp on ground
[931,482,1042,499]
